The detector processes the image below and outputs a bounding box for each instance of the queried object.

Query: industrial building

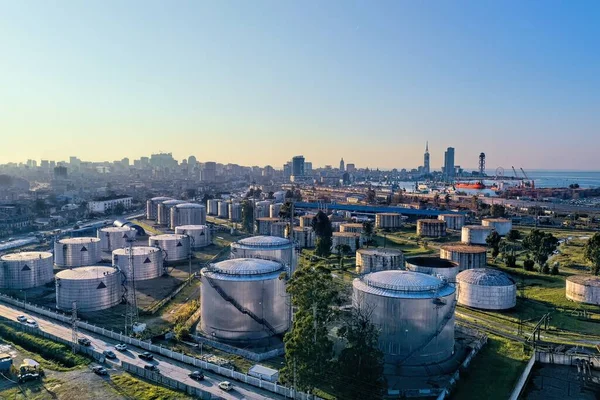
[332,232,361,252]
[97,226,136,252]
[146,196,172,220]
[456,268,516,310]
[54,237,101,268]
[355,248,404,275]
[438,214,466,230]
[481,218,513,236]
[0,251,54,289]
[112,246,163,281]
[200,258,290,341]
[405,256,460,283]
[170,203,206,229]
[87,196,133,215]
[440,244,487,271]
[148,234,190,262]
[353,270,455,366]
[55,266,122,312]
[175,225,212,248]
[461,225,493,245]
[417,219,447,237]
[566,275,600,305]
[375,213,403,230]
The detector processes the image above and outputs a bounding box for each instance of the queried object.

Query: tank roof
[151,196,172,201]
[567,275,600,287]
[457,268,515,286]
[235,236,291,247]
[418,219,446,224]
[1,251,52,261]
[99,226,135,232]
[439,213,464,218]
[209,258,283,276]
[175,203,205,209]
[112,246,160,256]
[483,218,511,223]
[59,237,100,244]
[463,225,493,230]
[440,244,487,253]
[175,225,209,230]
[293,227,312,232]
[161,199,185,205]
[56,266,119,280]
[256,217,280,222]
[357,248,403,256]
[406,256,458,269]
[333,232,361,237]
[341,223,363,228]
[149,234,187,240]
[376,212,402,216]
[354,270,455,298]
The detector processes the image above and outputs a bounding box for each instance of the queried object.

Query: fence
[0,294,321,400]
[190,334,284,362]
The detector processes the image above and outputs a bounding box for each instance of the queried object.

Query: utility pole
[124,238,138,336]
[71,301,78,354]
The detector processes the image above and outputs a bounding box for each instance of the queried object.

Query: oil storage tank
[54,237,101,268]
[146,197,172,220]
[332,232,361,252]
[255,201,272,218]
[97,226,136,252]
[440,244,487,271]
[0,252,54,289]
[230,236,294,269]
[217,201,229,219]
[299,215,314,228]
[175,225,211,248]
[207,199,219,216]
[157,199,185,226]
[456,268,516,310]
[461,225,493,245]
[375,213,403,230]
[170,203,206,229]
[406,257,460,283]
[200,258,290,341]
[355,248,404,275]
[417,219,447,237]
[353,270,455,366]
[229,203,242,222]
[270,221,288,238]
[438,214,466,230]
[149,234,190,262]
[482,218,513,236]
[256,217,280,235]
[566,275,600,305]
[291,227,315,248]
[340,223,363,234]
[269,203,282,219]
[55,266,122,312]
[112,246,163,281]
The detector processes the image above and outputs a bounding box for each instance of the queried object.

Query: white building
[87,196,133,214]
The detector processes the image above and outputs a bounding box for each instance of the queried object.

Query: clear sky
[1,1,598,170]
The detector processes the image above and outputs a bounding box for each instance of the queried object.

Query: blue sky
[0,1,598,170]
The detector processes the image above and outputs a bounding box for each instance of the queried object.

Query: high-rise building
[305,162,312,175]
[292,156,305,177]
[346,163,356,173]
[443,147,455,180]
[201,161,217,182]
[339,158,345,172]
[423,142,430,174]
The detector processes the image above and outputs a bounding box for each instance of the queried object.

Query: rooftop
[59,237,100,244]
[463,225,493,230]
[567,275,600,287]
[235,236,291,247]
[406,256,458,269]
[1,251,52,261]
[149,234,187,240]
[357,248,403,256]
[209,258,283,275]
[112,246,159,256]
[56,266,119,280]
[457,268,515,286]
[354,270,455,299]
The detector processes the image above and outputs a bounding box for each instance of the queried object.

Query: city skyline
[1,1,599,169]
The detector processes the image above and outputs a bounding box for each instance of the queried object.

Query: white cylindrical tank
[97,226,137,252]
[217,201,229,219]
[291,227,315,248]
[55,266,122,312]
[146,196,172,220]
[438,214,466,230]
[175,225,212,248]
[170,203,206,229]
[200,258,290,341]
[299,215,314,228]
[462,225,493,245]
[353,270,455,366]
[255,217,280,235]
[54,237,101,268]
[405,257,460,283]
[456,268,516,310]
[375,213,403,229]
[255,201,271,218]
[440,244,487,271]
[332,232,361,252]
[207,199,219,216]
[230,236,294,271]
[417,219,447,237]
[112,246,163,281]
[148,234,190,262]
[0,252,54,289]
[340,223,363,234]
[269,203,282,219]
[566,275,600,305]
[229,203,242,222]
[270,221,288,238]
[482,218,513,236]
[355,248,404,275]
[157,199,185,225]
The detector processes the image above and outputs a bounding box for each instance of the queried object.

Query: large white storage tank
[255,201,272,218]
[148,234,190,262]
[207,199,219,216]
[217,201,230,219]
[482,218,513,236]
[229,203,242,222]
[146,196,172,220]
[0,252,54,289]
[417,220,447,237]
[175,225,212,248]
[112,246,163,281]
[340,223,363,234]
[566,275,600,305]
[157,199,185,225]
[440,244,487,271]
[55,266,122,312]
[54,237,101,268]
[353,270,455,366]
[170,203,206,229]
[270,221,289,238]
[375,213,403,230]
[405,257,460,283]
[438,214,466,230]
[456,268,516,310]
[97,226,137,252]
[332,232,361,252]
[269,203,282,219]
[291,227,315,249]
[200,258,290,341]
[461,225,493,245]
[255,217,280,235]
[355,248,404,275]
[230,236,294,270]
[299,215,314,228]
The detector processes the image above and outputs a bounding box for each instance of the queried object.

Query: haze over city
[1,1,599,169]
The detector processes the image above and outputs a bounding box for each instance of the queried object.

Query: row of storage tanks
[417,215,513,245]
[145,197,207,229]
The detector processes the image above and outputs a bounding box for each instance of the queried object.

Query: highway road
[0,302,285,400]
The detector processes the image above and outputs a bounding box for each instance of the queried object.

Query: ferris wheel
[495,167,505,178]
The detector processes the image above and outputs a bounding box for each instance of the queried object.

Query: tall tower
[479,153,486,176]
[444,147,455,181]
[423,142,430,174]
[339,158,345,172]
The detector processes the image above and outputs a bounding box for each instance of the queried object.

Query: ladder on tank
[204,275,278,336]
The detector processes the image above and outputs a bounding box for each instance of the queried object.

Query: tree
[505,254,517,268]
[507,229,521,242]
[241,200,254,233]
[524,257,535,271]
[312,211,333,258]
[279,201,293,220]
[491,204,506,218]
[201,193,214,204]
[486,231,502,258]
[523,229,559,269]
[444,193,451,205]
[267,191,275,200]
[584,233,600,275]
[362,221,374,246]
[366,188,376,204]
[335,244,352,269]
[113,203,125,215]
[33,199,47,217]
[334,304,386,400]
[281,264,341,391]
[185,188,197,200]
[433,193,440,206]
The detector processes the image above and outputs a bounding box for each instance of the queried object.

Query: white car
[17,315,27,323]
[26,319,38,328]
[115,344,127,351]
[218,381,233,391]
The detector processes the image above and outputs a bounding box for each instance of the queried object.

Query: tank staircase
[397,295,457,366]
[204,276,278,336]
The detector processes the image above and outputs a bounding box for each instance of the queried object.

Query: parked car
[78,338,91,346]
[139,352,154,361]
[218,381,233,391]
[144,364,159,372]
[25,319,38,328]
[103,350,116,359]
[92,366,108,376]
[17,315,27,323]
[188,370,205,381]
[115,344,127,351]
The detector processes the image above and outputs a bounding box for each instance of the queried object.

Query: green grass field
[109,373,194,400]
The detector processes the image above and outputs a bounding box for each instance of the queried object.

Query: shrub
[551,264,560,275]
[524,258,535,271]
[506,254,517,268]
[541,263,550,274]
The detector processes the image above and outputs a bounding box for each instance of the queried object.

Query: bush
[551,264,560,275]
[506,254,517,268]
[524,258,535,271]
[541,264,550,274]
